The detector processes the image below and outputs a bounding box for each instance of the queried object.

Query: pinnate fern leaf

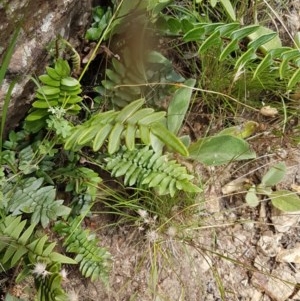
[34,263,68,301]
[5,177,71,228]
[64,98,189,156]
[184,22,300,89]
[25,59,82,132]
[54,217,111,283]
[0,215,76,272]
[104,146,201,196]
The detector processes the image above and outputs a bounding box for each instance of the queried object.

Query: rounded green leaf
[188,135,256,166]
[37,86,60,96]
[39,74,60,87]
[61,76,80,87]
[54,59,71,77]
[46,67,61,80]
[245,186,259,207]
[271,190,300,212]
[261,162,286,187]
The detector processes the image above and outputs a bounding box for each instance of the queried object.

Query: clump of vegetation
[1,0,300,300]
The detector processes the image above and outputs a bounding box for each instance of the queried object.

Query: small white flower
[137,209,148,219]
[60,268,68,281]
[146,230,159,243]
[32,262,51,278]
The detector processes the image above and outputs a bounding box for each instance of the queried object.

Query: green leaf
[183,26,206,42]
[54,59,70,77]
[61,77,80,87]
[37,86,60,96]
[288,68,300,90]
[198,30,221,53]
[217,121,258,139]
[32,100,58,108]
[188,135,256,166]
[46,67,61,80]
[245,186,259,207]
[38,74,60,87]
[106,69,122,83]
[151,122,189,156]
[167,17,182,33]
[248,26,281,53]
[127,108,155,124]
[115,98,145,123]
[247,32,278,51]
[108,123,124,154]
[217,22,240,36]
[270,190,300,212]
[219,39,239,61]
[235,48,257,69]
[139,125,151,145]
[167,79,196,135]
[230,25,260,40]
[93,123,114,151]
[220,0,236,21]
[77,125,100,145]
[261,162,286,187]
[138,111,166,125]
[11,247,27,267]
[18,224,35,245]
[125,124,136,150]
[294,32,300,48]
[279,49,300,79]
[112,58,126,77]
[253,53,272,79]
[49,252,77,264]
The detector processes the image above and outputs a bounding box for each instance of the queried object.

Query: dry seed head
[166,226,177,238]
[32,262,51,279]
[146,230,159,242]
[67,289,79,301]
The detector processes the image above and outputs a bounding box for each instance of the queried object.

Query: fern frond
[104,146,201,196]
[5,177,71,228]
[0,215,76,272]
[25,59,82,133]
[64,98,188,156]
[58,38,81,75]
[34,263,67,301]
[54,166,102,214]
[98,49,185,108]
[54,217,111,283]
[184,22,300,90]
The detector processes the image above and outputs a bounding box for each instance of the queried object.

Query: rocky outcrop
[0,0,92,132]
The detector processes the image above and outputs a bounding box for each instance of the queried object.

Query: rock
[222,177,249,195]
[257,232,282,257]
[250,290,264,301]
[271,207,300,233]
[276,244,300,263]
[252,265,296,301]
[0,0,92,131]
